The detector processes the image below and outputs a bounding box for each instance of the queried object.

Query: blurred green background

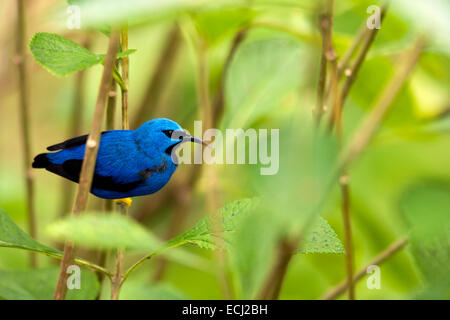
[0,0,449,300]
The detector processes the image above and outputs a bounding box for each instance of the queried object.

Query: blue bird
[32,118,203,201]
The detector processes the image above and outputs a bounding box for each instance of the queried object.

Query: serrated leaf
[299,217,345,254]
[166,198,257,250]
[166,198,343,254]
[0,208,60,257]
[0,268,99,300]
[29,33,136,77]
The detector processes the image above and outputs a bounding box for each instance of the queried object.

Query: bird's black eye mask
[163,129,205,156]
[162,129,184,140]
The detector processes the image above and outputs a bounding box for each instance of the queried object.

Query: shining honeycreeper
[32,118,203,199]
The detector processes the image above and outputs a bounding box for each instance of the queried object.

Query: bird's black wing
[46,133,108,151]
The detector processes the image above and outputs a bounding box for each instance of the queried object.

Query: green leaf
[29,33,136,77]
[192,7,255,46]
[47,212,162,251]
[0,268,99,300]
[166,198,257,250]
[46,212,208,271]
[64,0,241,29]
[400,180,450,299]
[224,37,304,128]
[299,217,345,254]
[166,198,343,254]
[0,208,60,257]
[30,32,102,76]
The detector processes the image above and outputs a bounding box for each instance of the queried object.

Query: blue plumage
[32,118,202,199]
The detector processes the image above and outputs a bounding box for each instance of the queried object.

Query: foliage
[0,0,448,301]
[29,32,135,77]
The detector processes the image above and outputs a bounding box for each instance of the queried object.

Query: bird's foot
[113,197,133,207]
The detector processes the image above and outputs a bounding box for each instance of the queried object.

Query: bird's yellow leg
[113,198,132,207]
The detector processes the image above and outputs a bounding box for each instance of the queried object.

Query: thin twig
[337,38,425,173]
[327,23,355,299]
[328,5,388,129]
[324,24,367,100]
[15,0,37,268]
[315,0,334,125]
[320,236,409,300]
[339,5,388,105]
[120,24,129,130]
[53,31,120,300]
[257,237,298,300]
[257,0,336,300]
[111,204,127,300]
[59,36,91,222]
[339,174,354,299]
[110,26,131,301]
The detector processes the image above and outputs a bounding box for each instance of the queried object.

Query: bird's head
[134,118,204,163]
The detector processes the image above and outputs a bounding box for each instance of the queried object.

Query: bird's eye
[162,130,174,138]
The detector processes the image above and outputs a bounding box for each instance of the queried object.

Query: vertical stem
[15,0,37,268]
[340,174,354,299]
[328,5,388,130]
[314,0,334,125]
[106,75,117,131]
[111,203,127,300]
[110,26,130,300]
[53,31,120,300]
[257,238,297,300]
[95,62,118,292]
[120,24,129,130]
[59,36,91,223]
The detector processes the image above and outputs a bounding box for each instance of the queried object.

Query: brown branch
[59,36,91,223]
[257,237,298,300]
[328,5,388,129]
[339,174,354,299]
[110,203,127,300]
[328,32,355,299]
[15,0,37,268]
[324,24,367,100]
[53,31,120,300]
[315,0,335,125]
[340,6,388,104]
[257,0,336,300]
[131,24,181,128]
[95,51,118,291]
[106,76,117,131]
[320,236,409,300]
[120,24,129,131]
[338,38,425,173]
[110,26,131,301]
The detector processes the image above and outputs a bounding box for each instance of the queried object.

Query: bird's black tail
[32,153,51,168]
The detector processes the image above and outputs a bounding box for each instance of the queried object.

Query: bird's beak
[182,131,207,146]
